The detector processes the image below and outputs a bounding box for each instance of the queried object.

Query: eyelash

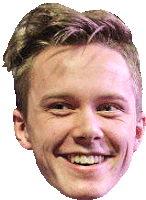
[49,103,73,110]
[96,103,123,112]
[46,102,123,117]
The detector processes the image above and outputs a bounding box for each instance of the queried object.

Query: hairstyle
[3,3,142,119]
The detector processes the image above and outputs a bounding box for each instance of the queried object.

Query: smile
[61,154,112,166]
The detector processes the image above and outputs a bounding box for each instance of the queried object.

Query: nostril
[75,135,100,145]
[78,136,86,140]
[94,136,100,140]
[75,136,87,142]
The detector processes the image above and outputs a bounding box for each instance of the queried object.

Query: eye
[51,103,68,110]
[96,103,123,118]
[47,102,74,116]
[97,104,118,112]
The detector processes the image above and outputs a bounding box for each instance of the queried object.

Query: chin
[58,182,111,200]
[61,190,107,200]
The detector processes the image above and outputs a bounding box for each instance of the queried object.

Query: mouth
[61,154,113,166]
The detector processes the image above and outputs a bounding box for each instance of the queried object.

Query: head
[3,3,145,199]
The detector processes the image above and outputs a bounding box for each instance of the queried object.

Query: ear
[13,109,32,150]
[134,112,146,152]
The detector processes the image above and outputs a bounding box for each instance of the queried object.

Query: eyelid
[97,103,124,111]
[96,103,125,118]
[44,102,75,116]
[49,102,73,110]
[41,98,127,117]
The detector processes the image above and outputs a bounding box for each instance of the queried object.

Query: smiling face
[14,44,145,199]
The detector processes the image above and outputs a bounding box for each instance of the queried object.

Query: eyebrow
[97,94,129,103]
[39,93,75,107]
[39,92,129,107]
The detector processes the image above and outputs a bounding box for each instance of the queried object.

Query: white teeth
[69,155,104,165]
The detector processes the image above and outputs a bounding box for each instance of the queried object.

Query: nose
[72,108,104,145]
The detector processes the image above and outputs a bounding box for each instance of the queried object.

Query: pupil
[54,104,64,109]
[103,105,111,111]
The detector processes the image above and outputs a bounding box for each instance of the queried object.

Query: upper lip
[57,151,116,157]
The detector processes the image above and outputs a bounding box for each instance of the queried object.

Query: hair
[3,3,142,119]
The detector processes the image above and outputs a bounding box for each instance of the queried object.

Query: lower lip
[63,157,108,173]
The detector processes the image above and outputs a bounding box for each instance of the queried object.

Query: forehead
[30,44,134,101]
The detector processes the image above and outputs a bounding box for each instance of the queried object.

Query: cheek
[27,116,74,179]
[104,118,136,148]
[27,115,73,152]
[104,119,136,173]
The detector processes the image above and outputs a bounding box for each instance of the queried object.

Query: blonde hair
[3,3,142,118]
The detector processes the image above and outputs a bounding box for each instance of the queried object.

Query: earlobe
[13,109,32,150]
[134,112,146,152]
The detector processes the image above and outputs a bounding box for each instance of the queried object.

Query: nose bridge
[81,108,98,134]
[72,107,103,141]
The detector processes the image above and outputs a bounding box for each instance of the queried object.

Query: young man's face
[14,44,145,199]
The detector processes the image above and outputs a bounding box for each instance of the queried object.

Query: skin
[14,44,145,199]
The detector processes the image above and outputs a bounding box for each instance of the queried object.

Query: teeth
[68,155,104,165]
